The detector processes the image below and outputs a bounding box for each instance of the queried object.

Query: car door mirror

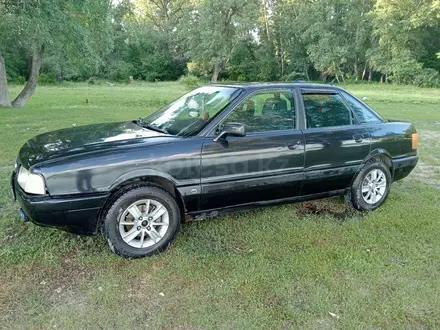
[213,122,246,142]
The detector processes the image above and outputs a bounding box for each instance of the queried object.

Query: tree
[0,0,113,108]
[181,0,260,82]
[370,0,440,82]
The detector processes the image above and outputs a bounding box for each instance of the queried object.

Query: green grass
[1,81,440,329]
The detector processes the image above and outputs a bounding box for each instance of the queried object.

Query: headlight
[17,167,46,195]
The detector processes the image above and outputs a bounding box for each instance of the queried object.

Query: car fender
[109,168,179,191]
[365,148,393,173]
[347,149,394,188]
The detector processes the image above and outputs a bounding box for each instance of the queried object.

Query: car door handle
[285,141,301,150]
[353,134,364,143]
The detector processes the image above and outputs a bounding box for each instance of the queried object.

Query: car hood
[19,121,177,168]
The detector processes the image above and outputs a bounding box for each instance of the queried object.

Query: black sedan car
[11,82,418,258]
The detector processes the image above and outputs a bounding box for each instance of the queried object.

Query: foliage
[0,0,114,106]
[1,0,440,106]
[413,68,440,87]
[178,74,203,89]
[180,0,260,81]
[38,73,57,85]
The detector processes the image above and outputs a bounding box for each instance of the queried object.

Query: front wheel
[102,185,181,258]
[346,159,392,211]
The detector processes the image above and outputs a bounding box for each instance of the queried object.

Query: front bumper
[392,155,419,182]
[11,171,109,235]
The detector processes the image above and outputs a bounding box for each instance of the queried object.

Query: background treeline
[2,0,440,88]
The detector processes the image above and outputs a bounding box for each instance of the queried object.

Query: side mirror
[213,122,246,142]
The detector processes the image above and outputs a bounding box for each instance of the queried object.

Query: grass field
[1,81,439,329]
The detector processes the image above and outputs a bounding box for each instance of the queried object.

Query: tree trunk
[361,64,367,81]
[380,75,384,83]
[368,67,373,82]
[353,61,359,81]
[211,63,221,83]
[262,0,270,42]
[278,17,284,78]
[0,56,11,107]
[304,67,310,80]
[12,45,44,108]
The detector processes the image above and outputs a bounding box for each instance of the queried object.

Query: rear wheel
[347,159,392,211]
[102,185,180,258]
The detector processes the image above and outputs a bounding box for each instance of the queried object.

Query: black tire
[102,184,181,258]
[346,158,392,212]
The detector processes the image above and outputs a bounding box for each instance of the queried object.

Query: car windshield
[141,86,240,137]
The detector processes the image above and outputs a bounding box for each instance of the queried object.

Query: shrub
[38,73,57,85]
[105,61,134,82]
[413,68,440,88]
[281,72,307,82]
[179,74,202,89]
[10,76,26,85]
[87,77,104,86]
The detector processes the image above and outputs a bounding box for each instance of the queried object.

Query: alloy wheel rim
[118,199,169,248]
[361,169,387,205]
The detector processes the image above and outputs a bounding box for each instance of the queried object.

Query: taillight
[412,133,419,149]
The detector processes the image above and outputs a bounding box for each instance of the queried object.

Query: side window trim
[207,88,299,137]
[335,91,360,125]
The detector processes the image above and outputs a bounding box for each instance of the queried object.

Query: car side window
[225,90,296,132]
[342,92,382,124]
[303,93,354,129]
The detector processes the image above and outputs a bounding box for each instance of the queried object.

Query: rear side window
[303,94,354,129]
[342,92,382,124]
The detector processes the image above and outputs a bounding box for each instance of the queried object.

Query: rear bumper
[392,155,418,182]
[11,171,108,235]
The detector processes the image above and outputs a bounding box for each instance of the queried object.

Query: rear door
[299,89,371,195]
[200,89,305,210]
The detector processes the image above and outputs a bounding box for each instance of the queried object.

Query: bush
[179,74,202,89]
[86,77,105,86]
[10,76,26,85]
[413,68,440,88]
[281,72,307,82]
[39,73,57,85]
[105,60,134,82]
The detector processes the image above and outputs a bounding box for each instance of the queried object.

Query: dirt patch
[420,129,440,141]
[407,160,440,189]
[297,199,362,221]
[403,129,440,189]
[0,256,99,323]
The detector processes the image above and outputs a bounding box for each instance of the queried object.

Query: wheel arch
[97,171,186,231]
[348,149,394,188]
[365,149,394,177]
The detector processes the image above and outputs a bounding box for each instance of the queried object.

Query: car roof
[210,81,346,92]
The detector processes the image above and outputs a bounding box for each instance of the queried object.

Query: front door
[300,91,371,195]
[200,89,305,210]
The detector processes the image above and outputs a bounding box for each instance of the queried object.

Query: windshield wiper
[135,118,170,134]
[144,124,169,134]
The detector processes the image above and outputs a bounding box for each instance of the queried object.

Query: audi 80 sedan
[11,82,418,258]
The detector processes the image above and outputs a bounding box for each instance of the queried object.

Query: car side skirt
[185,189,347,221]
